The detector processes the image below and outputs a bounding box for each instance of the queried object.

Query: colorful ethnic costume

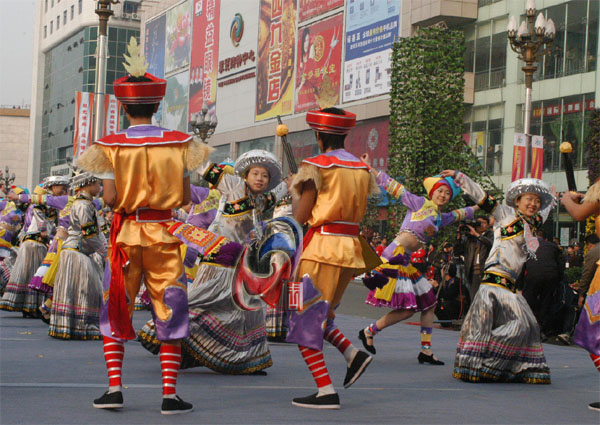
[452,174,554,384]
[573,180,600,390]
[48,175,106,340]
[0,198,24,292]
[0,185,54,315]
[139,150,286,374]
[359,171,472,363]
[78,54,209,413]
[286,108,380,409]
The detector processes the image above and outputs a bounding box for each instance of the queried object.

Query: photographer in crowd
[453,216,493,301]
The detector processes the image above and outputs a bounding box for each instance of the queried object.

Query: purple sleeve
[376,171,424,211]
[440,207,475,228]
[93,199,103,211]
[18,194,31,204]
[45,195,69,211]
[190,185,210,205]
[0,200,6,210]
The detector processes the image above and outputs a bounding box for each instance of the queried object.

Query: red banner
[295,13,343,113]
[189,0,220,128]
[512,133,526,181]
[530,135,543,179]
[103,94,120,136]
[298,0,344,22]
[73,92,94,158]
[345,116,389,171]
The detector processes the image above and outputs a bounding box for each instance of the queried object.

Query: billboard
[295,13,344,113]
[343,0,401,102]
[164,70,190,132]
[165,0,192,74]
[345,116,389,171]
[298,0,344,22]
[189,0,221,131]
[255,0,297,121]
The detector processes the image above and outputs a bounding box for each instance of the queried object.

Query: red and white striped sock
[299,345,335,396]
[324,326,357,366]
[591,353,600,372]
[103,336,124,393]
[160,344,181,398]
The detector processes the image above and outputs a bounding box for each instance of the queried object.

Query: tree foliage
[384,26,500,245]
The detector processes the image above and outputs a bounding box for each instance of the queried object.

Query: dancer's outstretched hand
[440,170,456,178]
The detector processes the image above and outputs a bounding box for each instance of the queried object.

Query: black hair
[122,75,159,118]
[316,107,347,151]
[447,263,457,278]
[585,234,600,245]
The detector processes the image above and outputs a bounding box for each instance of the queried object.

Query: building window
[518,94,595,172]
[51,0,54,7]
[45,0,48,13]
[78,0,82,14]
[44,25,47,38]
[50,20,53,34]
[466,18,507,92]
[71,5,74,20]
[123,1,139,14]
[464,103,504,175]
[63,10,67,25]
[56,15,60,29]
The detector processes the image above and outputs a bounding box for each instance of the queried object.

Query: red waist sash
[303,221,359,250]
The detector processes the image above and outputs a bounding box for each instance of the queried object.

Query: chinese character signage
[189,0,220,130]
[165,1,192,74]
[295,13,343,113]
[530,135,543,179]
[343,0,401,102]
[255,0,297,121]
[103,94,120,136]
[512,133,527,181]
[73,91,94,158]
[298,0,343,22]
[145,14,166,125]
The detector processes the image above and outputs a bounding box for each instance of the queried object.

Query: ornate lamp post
[1,166,16,194]
[507,0,555,174]
[93,0,120,142]
[189,101,218,143]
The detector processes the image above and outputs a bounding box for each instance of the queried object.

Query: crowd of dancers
[1,38,598,414]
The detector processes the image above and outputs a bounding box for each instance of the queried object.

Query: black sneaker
[343,350,373,388]
[589,402,600,411]
[161,396,193,415]
[292,392,340,410]
[93,391,123,409]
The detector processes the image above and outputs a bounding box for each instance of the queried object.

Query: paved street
[1,283,598,424]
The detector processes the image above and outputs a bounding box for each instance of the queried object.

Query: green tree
[384,26,500,245]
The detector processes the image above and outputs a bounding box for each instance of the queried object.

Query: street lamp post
[1,166,16,194]
[189,101,218,143]
[507,0,555,174]
[93,0,120,143]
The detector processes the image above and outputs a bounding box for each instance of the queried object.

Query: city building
[0,107,31,188]
[28,0,141,187]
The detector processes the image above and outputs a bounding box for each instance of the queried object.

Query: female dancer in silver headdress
[139,150,288,374]
[448,170,554,384]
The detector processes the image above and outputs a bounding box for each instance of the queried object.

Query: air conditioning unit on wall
[132,13,140,20]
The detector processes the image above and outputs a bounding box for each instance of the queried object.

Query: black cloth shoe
[161,396,193,415]
[418,352,444,365]
[292,392,340,410]
[93,391,123,409]
[589,402,600,411]
[343,350,373,388]
[358,329,376,355]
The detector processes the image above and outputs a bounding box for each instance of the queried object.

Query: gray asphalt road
[1,292,598,424]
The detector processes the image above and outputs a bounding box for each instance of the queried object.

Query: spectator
[522,230,565,338]
[375,237,387,257]
[434,263,470,325]
[453,216,493,300]
[574,234,600,309]
[566,243,584,268]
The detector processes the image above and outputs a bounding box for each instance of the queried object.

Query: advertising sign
[189,0,221,130]
[164,70,190,132]
[255,0,297,121]
[73,91,94,158]
[343,0,401,102]
[165,0,192,74]
[512,133,527,181]
[145,14,166,125]
[295,13,343,113]
[345,116,389,170]
[103,95,120,136]
[218,2,258,80]
[530,135,544,179]
[298,0,344,22]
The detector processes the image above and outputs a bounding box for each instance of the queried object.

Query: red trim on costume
[96,129,192,147]
[124,208,171,222]
[306,110,356,135]
[324,328,352,354]
[302,154,367,170]
[113,73,166,104]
